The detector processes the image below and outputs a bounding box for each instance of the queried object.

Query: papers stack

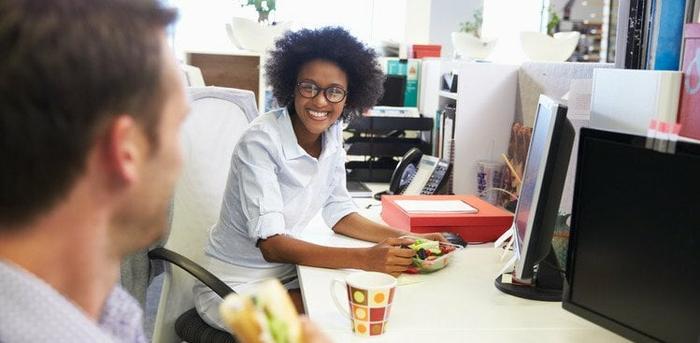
[394,200,477,213]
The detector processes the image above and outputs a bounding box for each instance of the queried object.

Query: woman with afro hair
[194,27,444,330]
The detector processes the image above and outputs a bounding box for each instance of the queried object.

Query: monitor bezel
[563,127,700,343]
[513,95,568,281]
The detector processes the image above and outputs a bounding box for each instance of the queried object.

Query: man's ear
[104,115,146,184]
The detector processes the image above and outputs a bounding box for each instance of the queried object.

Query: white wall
[169,0,549,62]
[170,0,407,58]
[405,0,432,44]
[482,0,545,63]
[429,0,484,58]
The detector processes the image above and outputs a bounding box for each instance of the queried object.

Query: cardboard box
[412,44,441,58]
[381,194,513,243]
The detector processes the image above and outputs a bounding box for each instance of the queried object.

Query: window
[169,0,407,58]
[482,0,546,62]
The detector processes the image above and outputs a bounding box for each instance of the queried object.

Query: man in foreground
[0,0,186,341]
[0,1,329,341]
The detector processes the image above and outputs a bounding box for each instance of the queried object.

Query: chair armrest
[148,247,235,298]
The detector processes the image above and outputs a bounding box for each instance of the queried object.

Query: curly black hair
[265,26,385,120]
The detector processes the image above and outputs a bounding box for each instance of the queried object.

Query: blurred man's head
[0,0,186,253]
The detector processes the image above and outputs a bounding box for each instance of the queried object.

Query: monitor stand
[494,248,563,302]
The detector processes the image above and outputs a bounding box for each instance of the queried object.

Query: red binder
[679,24,700,140]
[380,194,513,243]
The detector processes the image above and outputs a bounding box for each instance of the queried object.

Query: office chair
[180,64,206,87]
[149,87,258,343]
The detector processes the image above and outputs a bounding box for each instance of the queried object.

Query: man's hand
[363,237,416,277]
[300,316,332,343]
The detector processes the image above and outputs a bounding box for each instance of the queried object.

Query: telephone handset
[388,148,450,195]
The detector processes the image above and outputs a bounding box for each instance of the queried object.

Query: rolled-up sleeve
[321,146,358,228]
[233,130,287,240]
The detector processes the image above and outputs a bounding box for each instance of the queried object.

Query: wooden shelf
[186,52,265,110]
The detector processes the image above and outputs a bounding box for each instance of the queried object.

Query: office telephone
[388,148,450,195]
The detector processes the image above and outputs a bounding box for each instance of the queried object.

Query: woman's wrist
[386,225,408,238]
[351,247,371,270]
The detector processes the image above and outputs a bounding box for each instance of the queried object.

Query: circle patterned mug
[330,271,397,337]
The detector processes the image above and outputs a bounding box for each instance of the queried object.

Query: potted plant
[228,0,290,53]
[459,7,483,39]
[451,8,497,60]
[243,0,275,24]
[546,6,560,36]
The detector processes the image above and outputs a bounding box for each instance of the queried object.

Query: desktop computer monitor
[563,128,700,342]
[495,95,575,301]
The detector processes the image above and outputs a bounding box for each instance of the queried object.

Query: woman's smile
[307,109,330,120]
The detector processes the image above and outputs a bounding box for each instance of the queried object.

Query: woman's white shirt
[194,108,357,331]
[204,107,357,283]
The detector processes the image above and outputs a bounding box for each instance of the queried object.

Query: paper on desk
[394,200,477,213]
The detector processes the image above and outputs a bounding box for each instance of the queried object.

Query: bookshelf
[186,51,268,111]
[433,62,518,195]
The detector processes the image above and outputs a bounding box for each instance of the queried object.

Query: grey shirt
[0,260,146,342]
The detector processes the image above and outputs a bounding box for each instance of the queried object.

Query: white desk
[296,191,627,342]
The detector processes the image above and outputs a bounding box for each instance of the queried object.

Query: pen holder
[476,160,505,204]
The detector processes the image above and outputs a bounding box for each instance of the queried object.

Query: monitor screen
[512,102,554,275]
[513,96,574,281]
[495,95,574,301]
[564,128,700,342]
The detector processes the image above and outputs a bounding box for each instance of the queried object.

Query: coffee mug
[330,271,397,337]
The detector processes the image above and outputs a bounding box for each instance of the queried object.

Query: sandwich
[219,279,302,343]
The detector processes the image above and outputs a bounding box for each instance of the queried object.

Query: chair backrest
[151,87,258,343]
[180,64,206,87]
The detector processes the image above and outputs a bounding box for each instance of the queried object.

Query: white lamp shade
[451,32,498,60]
[520,31,581,62]
[227,17,290,53]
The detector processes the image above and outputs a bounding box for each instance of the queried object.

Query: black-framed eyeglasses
[296,81,348,103]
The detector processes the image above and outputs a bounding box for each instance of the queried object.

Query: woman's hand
[412,232,447,243]
[363,237,416,277]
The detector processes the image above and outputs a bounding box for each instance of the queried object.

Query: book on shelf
[615,0,631,68]
[640,0,657,68]
[678,24,700,140]
[387,59,420,107]
[624,0,650,69]
[686,0,699,22]
[590,68,682,136]
[646,0,688,70]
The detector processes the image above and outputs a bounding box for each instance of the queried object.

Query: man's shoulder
[100,285,147,342]
[0,261,116,341]
[0,261,144,342]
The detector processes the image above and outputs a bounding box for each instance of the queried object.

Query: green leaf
[458,7,482,38]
